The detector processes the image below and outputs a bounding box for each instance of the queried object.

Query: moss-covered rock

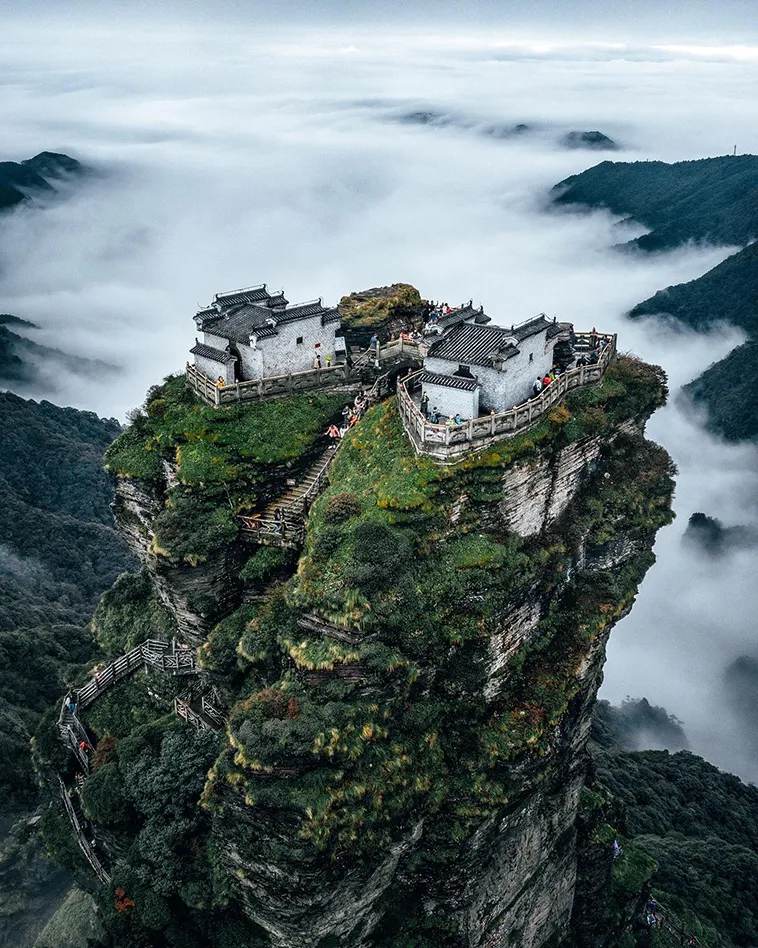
[338,283,425,346]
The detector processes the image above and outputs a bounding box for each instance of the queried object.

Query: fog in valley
[1,14,757,779]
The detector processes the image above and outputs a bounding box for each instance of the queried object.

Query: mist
[0,19,757,779]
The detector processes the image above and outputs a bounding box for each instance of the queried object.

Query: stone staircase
[239,443,338,545]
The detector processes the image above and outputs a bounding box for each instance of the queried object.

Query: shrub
[323,492,363,524]
[80,760,134,827]
[311,526,344,560]
[240,547,287,582]
[345,521,412,593]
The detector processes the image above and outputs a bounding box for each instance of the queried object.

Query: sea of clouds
[0,19,757,778]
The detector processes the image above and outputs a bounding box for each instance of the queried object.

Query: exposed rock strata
[500,419,640,538]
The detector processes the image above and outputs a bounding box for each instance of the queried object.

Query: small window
[296,336,304,345]
[529,352,534,362]
[457,363,473,378]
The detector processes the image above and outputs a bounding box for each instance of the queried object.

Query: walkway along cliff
[40,330,675,948]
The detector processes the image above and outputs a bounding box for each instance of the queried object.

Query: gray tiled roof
[214,285,288,308]
[547,320,572,339]
[418,370,480,392]
[428,315,567,368]
[271,300,341,326]
[196,291,340,343]
[512,314,553,341]
[427,324,519,367]
[437,304,491,330]
[190,342,237,364]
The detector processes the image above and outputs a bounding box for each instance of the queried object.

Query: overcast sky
[5,0,758,38]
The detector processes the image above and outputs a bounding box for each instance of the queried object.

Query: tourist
[532,377,543,398]
[216,376,225,388]
[454,413,462,425]
[430,406,440,423]
[420,393,429,417]
[326,354,332,367]
[542,374,551,388]
[66,696,77,714]
[79,740,93,753]
[549,368,556,382]
[273,508,283,536]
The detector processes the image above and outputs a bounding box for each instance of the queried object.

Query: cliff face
[85,357,672,948]
[113,471,249,643]
[202,357,673,947]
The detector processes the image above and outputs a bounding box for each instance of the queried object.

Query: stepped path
[58,774,110,884]
[239,442,338,545]
[174,684,226,732]
[56,638,225,884]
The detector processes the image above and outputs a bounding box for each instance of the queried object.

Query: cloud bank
[0,20,757,778]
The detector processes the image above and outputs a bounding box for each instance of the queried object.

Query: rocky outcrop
[500,420,640,538]
[112,474,243,643]
[462,619,613,948]
[221,801,423,948]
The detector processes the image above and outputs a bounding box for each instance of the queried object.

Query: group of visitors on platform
[418,392,463,427]
[422,300,460,335]
[532,368,559,399]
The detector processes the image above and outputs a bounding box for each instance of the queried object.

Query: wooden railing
[397,332,617,461]
[187,361,359,407]
[58,776,110,884]
[352,337,424,367]
[173,691,224,732]
[239,444,339,545]
[238,514,306,545]
[74,639,196,709]
[57,638,199,776]
[187,337,424,408]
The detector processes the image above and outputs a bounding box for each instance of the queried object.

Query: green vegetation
[338,283,423,332]
[629,241,758,441]
[105,375,343,486]
[105,376,343,564]
[552,155,758,441]
[92,569,174,655]
[33,887,104,948]
[553,155,758,251]
[591,720,758,948]
[685,340,758,441]
[0,392,132,809]
[209,355,673,880]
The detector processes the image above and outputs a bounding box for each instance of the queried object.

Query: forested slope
[0,393,133,805]
[552,155,758,252]
[592,704,758,947]
[552,155,758,441]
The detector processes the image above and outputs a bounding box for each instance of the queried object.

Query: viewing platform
[397,331,617,461]
[186,337,423,407]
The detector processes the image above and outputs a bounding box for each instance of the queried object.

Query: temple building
[190,284,341,384]
[418,314,572,420]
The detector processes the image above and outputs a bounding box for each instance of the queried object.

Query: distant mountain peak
[561,130,619,150]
